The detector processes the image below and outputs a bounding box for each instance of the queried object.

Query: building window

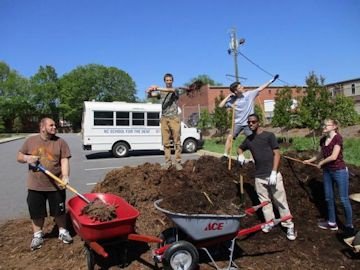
[352,84,355,95]
[268,89,271,94]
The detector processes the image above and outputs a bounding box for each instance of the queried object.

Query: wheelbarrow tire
[158,227,186,248]
[85,246,95,270]
[162,240,199,270]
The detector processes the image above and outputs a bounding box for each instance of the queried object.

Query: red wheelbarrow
[67,193,162,269]
[153,199,292,270]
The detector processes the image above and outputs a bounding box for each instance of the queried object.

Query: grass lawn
[203,136,360,166]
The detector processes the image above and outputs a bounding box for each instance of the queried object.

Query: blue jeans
[323,168,353,227]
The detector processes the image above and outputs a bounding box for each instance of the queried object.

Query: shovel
[35,163,91,204]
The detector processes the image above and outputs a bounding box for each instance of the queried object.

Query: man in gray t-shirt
[219,75,279,161]
[147,73,183,170]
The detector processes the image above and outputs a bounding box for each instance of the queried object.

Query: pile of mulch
[1,153,360,269]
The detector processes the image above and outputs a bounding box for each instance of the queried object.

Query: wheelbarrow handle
[244,201,269,215]
[35,163,91,204]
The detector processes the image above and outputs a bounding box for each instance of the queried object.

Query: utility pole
[227,28,245,82]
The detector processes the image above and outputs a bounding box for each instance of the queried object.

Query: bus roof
[83,101,162,112]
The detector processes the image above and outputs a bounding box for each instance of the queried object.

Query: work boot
[175,162,183,171]
[30,232,44,251]
[59,230,73,244]
[161,162,172,170]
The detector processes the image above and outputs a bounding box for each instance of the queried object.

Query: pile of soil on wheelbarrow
[1,153,360,269]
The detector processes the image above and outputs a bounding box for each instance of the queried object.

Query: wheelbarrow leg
[200,238,239,270]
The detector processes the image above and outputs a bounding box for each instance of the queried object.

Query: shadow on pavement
[85,150,164,160]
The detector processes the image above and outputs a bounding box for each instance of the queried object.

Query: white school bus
[82,101,203,157]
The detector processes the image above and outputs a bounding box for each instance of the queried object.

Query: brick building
[178,84,305,125]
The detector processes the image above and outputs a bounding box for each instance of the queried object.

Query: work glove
[268,171,277,186]
[270,74,279,83]
[237,154,245,165]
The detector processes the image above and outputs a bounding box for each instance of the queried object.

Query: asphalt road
[0,133,200,223]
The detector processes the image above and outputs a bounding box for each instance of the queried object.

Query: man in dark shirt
[237,114,296,240]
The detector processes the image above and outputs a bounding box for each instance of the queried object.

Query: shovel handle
[283,155,318,168]
[36,164,91,204]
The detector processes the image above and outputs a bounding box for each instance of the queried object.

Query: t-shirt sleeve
[268,132,279,149]
[175,88,183,97]
[239,138,248,151]
[60,139,72,159]
[225,96,236,108]
[334,134,343,146]
[19,140,29,154]
[246,88,261,100]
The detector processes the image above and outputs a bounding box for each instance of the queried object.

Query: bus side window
[94,111,113,126]
[116,111,130,126]
[147,112,160,126]
[133,112,145,126]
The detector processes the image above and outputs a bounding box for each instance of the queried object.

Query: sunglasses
[247,120,258,124]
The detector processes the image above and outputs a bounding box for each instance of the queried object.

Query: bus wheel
[112,142,129,158]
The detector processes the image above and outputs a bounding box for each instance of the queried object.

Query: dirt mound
[1,154,360,269]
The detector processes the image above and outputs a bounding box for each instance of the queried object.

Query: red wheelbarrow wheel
[162,240,199,270]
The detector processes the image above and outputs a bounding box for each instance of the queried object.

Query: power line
[238,51,292,85]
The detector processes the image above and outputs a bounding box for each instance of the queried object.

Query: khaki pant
[160,116,181,164]
[255,172,294,228]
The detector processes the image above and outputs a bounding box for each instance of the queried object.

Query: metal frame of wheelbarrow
[153,200,293,270]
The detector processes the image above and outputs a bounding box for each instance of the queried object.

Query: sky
[1,0,360,99]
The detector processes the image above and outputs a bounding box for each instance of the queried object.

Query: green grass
[203,136,360,166]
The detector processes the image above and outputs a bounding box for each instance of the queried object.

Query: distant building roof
[326,77,360,86]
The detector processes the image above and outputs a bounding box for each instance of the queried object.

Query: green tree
[331,94,359,126]
[198,108,212,130]
[30,65,60,122]
[0,62,32,131]
[271,87,303,140]
[212,92,230,141]
[13,116,23,133]
[59,64,137,129]
[254,104,265,126]
[298,72,332,145]
[0,116,5,132]
[185,74,222,86]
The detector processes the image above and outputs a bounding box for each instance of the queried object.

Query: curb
[0,136,26,144]
[197,149,223,158]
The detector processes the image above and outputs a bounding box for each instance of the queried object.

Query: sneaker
[318,221,338,231]
[262,221,274,233]
[30,236,44,251]
[286,226,297,241]
[175,162,183,171]
[161,162,172,170]
[59,230,73,244]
